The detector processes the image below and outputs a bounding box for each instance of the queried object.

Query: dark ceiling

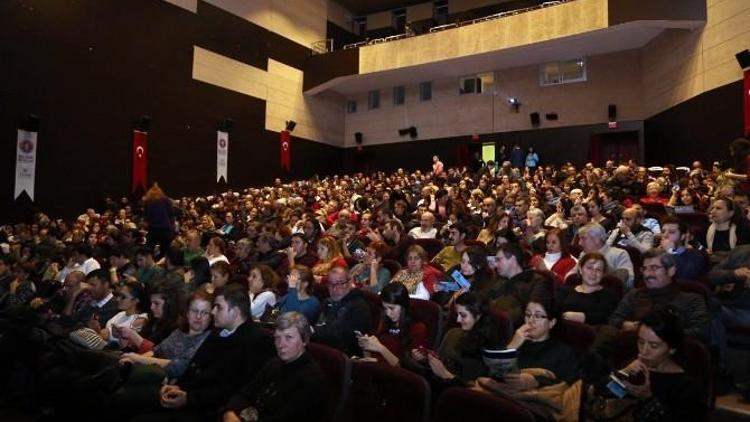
[332,0,433,15]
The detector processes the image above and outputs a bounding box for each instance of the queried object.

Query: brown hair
[252,264,281,290]
[143,183,166,203]
[179,288,214,332]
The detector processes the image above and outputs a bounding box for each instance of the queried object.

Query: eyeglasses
[328,280,349,288]
[189,309,211,318]
[524,313,548,321]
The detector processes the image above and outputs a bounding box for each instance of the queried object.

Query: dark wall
[344,121,644,173]
[608,0,706,25]
[304,48,359,92]
[327,20,361,50]
[0,0,342,222]
[644,79,744,166]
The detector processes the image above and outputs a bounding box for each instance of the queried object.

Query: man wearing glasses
[312,266,372,356]
[608,248,709,340]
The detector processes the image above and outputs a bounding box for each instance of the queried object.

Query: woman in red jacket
[530,228,577,285]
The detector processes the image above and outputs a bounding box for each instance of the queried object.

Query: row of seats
[305,329,713,421]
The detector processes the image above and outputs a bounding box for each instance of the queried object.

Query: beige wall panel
[641,0,750,116]
[702,32,750,74]
[192,46,270,100]
[368,11,392,30]
[346,49,641,147]
[702,8,750,49]
[703,62,745,92]
[203,0,326,48]
[705,0,749,28]
[162,0,197,13]
[359,0,607,74]
[193,47,344,146]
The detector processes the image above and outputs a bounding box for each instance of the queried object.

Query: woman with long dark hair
[612,309,707,420]
[412,291,503,384]
[358,282,429,366]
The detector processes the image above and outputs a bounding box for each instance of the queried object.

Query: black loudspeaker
[736,50,750,70]
[530,112,540,126]
[545,113,558,121]
[398,128,410,136]
[26,114,40,132]
[220,118,234,132]
[408,126,417,138]
[608,104,617,121]
[285,120,297,132]
[354,132,363,144]
[138,115,151,131]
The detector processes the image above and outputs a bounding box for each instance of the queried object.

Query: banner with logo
[132,130,148,193]
[217,130,229,182]
[15,129,37,201]
[280,130,291,172]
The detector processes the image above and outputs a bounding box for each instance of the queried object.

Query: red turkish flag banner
[744,70,750,136]
[132,130,148,192]
[280,130,291,171]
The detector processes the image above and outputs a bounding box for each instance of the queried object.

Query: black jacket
[313,288,372,356]
[224,351,326,422]
[178,320,275,414]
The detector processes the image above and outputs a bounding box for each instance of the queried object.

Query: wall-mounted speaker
[26,114,40,132]
[408,126,417,138]
[608,104,617,121]
[736,50,750,70]
[285,120,297,132]
[530,112,540,126]
[138,115,151,132]
[354,132,363,144]
[220,117,234,132]
[545,113,558,121]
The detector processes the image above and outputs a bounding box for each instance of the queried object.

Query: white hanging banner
[217,130,229,182]
[15,129,37,201]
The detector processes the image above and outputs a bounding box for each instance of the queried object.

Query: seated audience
[391,245,441,300]
[221,312,326,422]
[558,253,620,325]
[248,264,279,320]
[408,211,438,239]
[659,216,708,280]
[349,240,391,293]
[431,223,469,272]
[134,284,274,420]
[612,309,707,420]
[312,267,372,355]
[358,282,429,366]
[412,291,502,384]
[311,235,347,284]
[577,223,634,289]
[529,228,577,285]
[609,248,709,340]
[278,265,321,323]
[606,207,655,253]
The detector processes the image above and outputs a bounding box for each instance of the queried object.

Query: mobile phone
[354,330,363,337]
[615,370,645,385]
[606,375,628,398]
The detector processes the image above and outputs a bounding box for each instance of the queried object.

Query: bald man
[606,207,654,253]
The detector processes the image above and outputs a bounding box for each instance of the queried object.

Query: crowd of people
[3,138,750,421]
